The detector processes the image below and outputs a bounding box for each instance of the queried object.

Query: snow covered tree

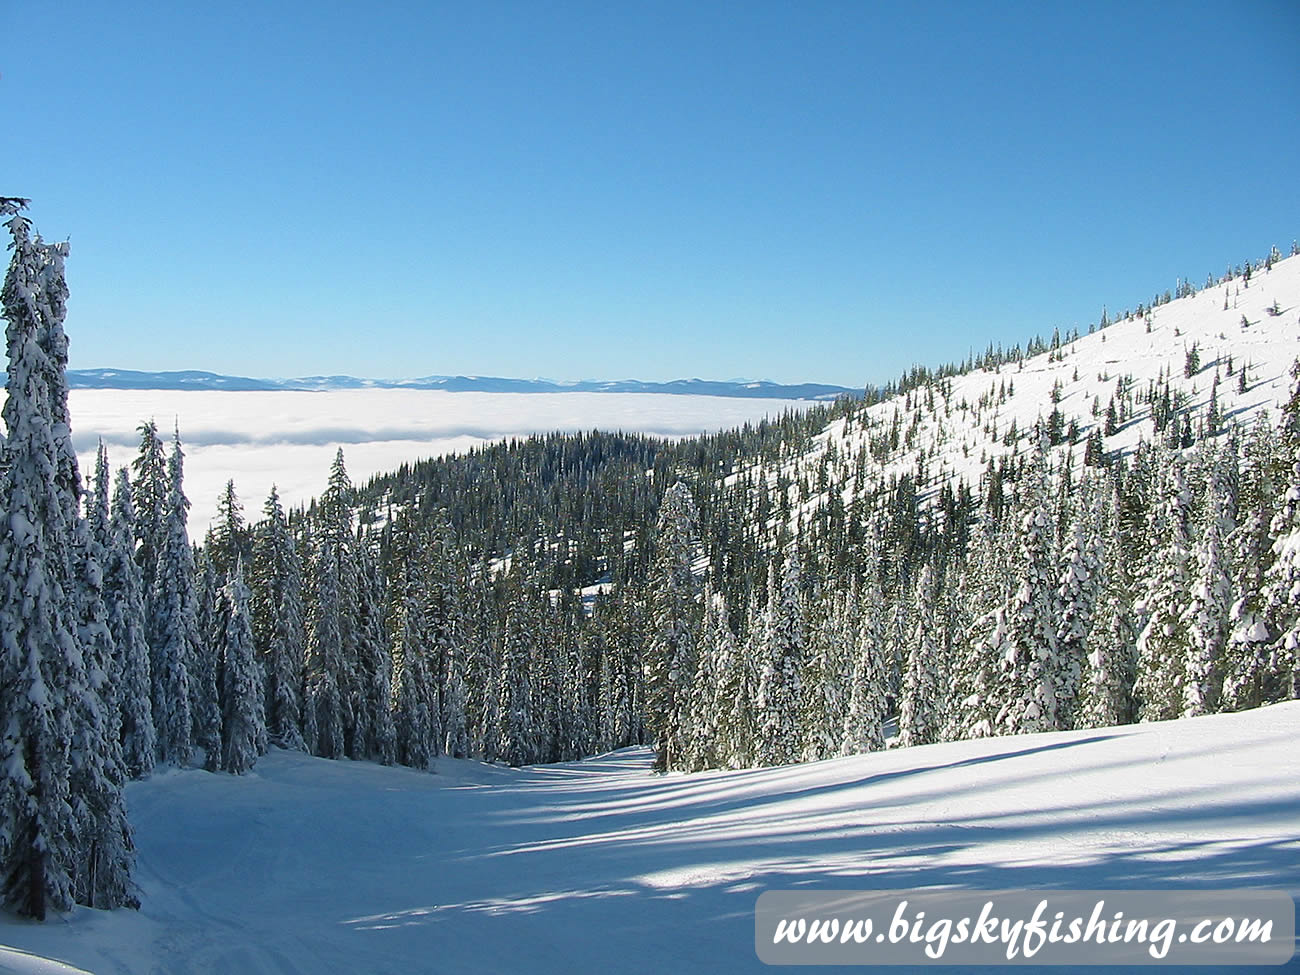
[496,574,538,768]
[0,208,134,916]
[1182,453,1235,716]
[757,550,806,766]
[1078,483,1137,729]
[686,586,725,769]
[304,450,360,759]
[0,210,84,918]
[250,487,305,750]
[391,562,436,770]
[192,546,223,771]
[1054,478,1106,729]
[646,482,701,772]
[106,467,156,777]
[898,564,943,746]
[304,534,346,759]
[1134,455,1193,721]
[994,433,1061,734]
[131,420,167,595]
[842,540,889,754]
[149,435,198,766]
[220,561,265,774]
[801,589,853,761]
[1261,444,1300,701]
[356,548,396,764]
[1222,420,1280,709]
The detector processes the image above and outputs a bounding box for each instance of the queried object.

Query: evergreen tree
[304,534,346,759]
[1054,479,1106,729]
[1222,421,1279,709]
[250,487,305,751]
[107,467,156,777]
[1261,444,1300,700]
[131,420,167,594]
[994,434,1061,734]
[756,550,806,766]
[898,564,943,746]
[357,548,397,764]
[0,208,134,916]
[1182,454,1234,716]
[842,541,889,754]
[497,576,537,768]
[646,482,702,772]
[149,437,197,767]
[1134,456,1193,721]
[1079,484,1137,728]
[220,561,265,774]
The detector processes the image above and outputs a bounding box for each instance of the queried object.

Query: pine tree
[1222,421,1279,709]
[0,207,134,916]
[1261,444,1300,700]
[757,550,806,766]
[842,540,889,754]
[131,420,167,595]
[1054,479,1105,729]
[149,437,197,767]
[250,487,305,751]
[356,546,396,764]
[646,482,701,772]
[898,564,945,746]
[220,561,265,774]
[687,586,725,769]
[0,210,83,917]
[107,467,156,777]
[801,589,853,761]
[1182,453,1235,716]
[1134,456,1193,721]
[304,534,346,759]
[994,433,1061,734]
[497,576,537,768]
[306,450,360,759]
[391,560,436,770]
[192,545,223,771]
[1079,484,1137,728]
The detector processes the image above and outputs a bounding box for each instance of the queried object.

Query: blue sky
[7,1,1298,388]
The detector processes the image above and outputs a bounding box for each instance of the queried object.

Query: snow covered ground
[2,703,1296,974]
[741,252,1300,525]
[65,390,812,536]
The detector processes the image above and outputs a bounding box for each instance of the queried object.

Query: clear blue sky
[7,1,1298,388]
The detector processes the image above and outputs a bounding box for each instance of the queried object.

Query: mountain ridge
[67,368,856,401]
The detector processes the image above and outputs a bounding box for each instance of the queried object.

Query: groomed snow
[2,704,1296,973]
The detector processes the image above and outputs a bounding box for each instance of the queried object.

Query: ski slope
[2,703,1297,974]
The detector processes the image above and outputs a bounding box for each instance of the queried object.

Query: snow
[2,703,1297,973]
[735,252,1300,531]
[61,390,811,535]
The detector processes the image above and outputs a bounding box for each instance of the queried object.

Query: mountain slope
[746,252,1300,523]
[0,703,1295,974]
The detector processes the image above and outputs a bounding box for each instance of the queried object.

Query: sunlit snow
[0,703,1295,973]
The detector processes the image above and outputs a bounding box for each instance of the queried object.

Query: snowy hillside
[746,252,1300,520]
[2,703,1296,974]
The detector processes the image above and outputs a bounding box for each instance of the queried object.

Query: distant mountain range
[67,369,857,401]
